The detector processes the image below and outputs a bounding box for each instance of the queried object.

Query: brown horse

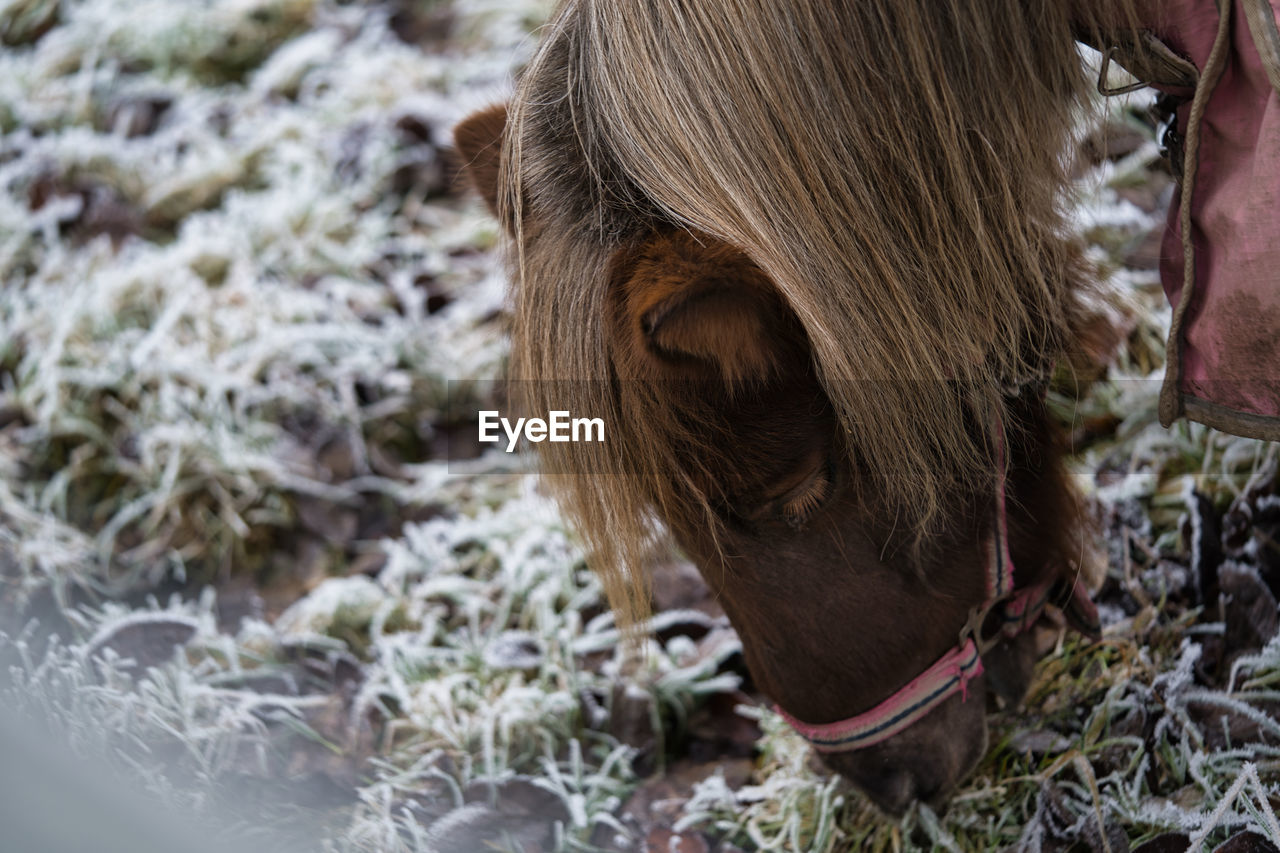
[454,0,1151,814]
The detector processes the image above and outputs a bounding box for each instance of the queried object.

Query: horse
[452,0,1153,814]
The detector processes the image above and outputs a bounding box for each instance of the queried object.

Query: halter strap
[776,421,1100,753]
[775,639,983,750]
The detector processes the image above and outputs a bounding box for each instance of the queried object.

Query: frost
[251,29,343,97]
[274,575,389,636]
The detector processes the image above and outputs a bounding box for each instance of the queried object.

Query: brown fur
[454,0,1154,810]
[614,233,782,384]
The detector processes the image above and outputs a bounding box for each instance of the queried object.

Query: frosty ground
[2,1,1279,851]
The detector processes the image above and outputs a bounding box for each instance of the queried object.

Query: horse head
[452,0,1127,811]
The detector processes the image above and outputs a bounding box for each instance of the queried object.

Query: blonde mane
[500,0,1147,626]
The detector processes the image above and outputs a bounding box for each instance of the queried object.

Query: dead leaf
[1213,832,1280,853]
[1132,833,1191,853]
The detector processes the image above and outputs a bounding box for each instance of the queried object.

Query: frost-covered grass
[679,632,1280,852]
[2,3,1279,852]
[0,0,519,606]
[2,480,740,849]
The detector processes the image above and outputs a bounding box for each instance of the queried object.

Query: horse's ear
[614,232,790,384]
[453,104,507,216]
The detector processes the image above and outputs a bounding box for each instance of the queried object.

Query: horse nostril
[852,767,917,816]
[839,758,963,816]
[914,776,950,812]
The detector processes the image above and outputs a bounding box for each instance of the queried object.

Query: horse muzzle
[820,682,991,816]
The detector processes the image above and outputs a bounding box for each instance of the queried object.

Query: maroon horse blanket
[1135,0,1280,439]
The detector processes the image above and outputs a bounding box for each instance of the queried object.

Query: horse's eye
[733,453,839,531]
[776,460,836,529]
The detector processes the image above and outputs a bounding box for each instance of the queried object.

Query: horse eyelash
[783,470,833,527]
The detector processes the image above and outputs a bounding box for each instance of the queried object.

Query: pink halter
[775,424,1101,753]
